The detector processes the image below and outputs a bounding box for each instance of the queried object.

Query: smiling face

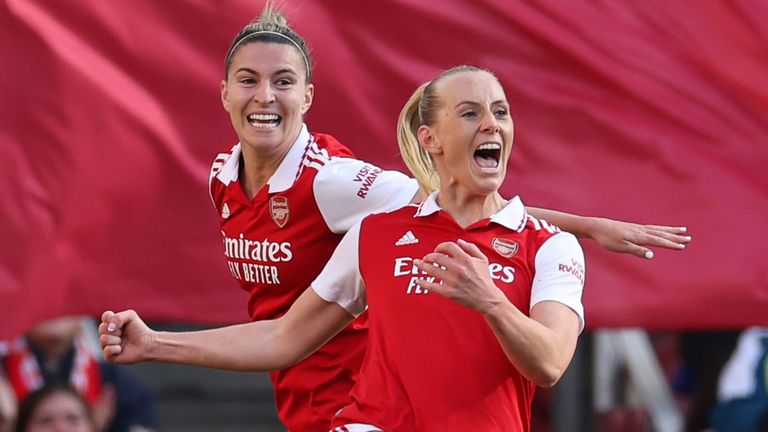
[221,42,314,157]
[418,71,514,197]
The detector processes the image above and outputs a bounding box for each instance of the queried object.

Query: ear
[220,80,230,112]
[301,83,315,115]
[418,125,442,155]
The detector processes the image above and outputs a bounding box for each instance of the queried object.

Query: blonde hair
[397,65,494,194]
[224,1,313,82]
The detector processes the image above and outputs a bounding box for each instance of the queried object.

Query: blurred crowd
[0,316,156,432]
[2,316,766,432]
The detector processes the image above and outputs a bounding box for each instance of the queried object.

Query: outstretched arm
[99,288,354,371]
[526,207,690,259]
[416,239,580,387]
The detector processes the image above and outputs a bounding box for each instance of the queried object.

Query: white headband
[227,30,310,79]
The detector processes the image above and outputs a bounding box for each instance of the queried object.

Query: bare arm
[415,239,580,387]
[99,287,354,371]
[526,207,690,259]
[481,300,579,387]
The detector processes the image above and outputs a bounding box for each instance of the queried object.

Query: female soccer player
[101,65,674,431]
[163,4,688,431]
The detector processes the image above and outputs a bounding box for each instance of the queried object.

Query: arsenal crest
[492,238,518,258]
[270,196,289,228]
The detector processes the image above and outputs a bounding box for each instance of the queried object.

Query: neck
[435,187,506,228]
[238,139,294,199]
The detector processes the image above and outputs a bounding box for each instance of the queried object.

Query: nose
[253,81,275,104]
[480,111,500,134]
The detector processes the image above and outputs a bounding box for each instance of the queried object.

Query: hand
[587,218,691,259]
[414,239,507,314]
[98,310,155,364]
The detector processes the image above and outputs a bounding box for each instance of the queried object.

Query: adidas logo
[395,230,419,246]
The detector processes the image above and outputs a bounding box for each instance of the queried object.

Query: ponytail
[397,83,439,194]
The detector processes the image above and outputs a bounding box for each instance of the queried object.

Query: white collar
[214,124,311,193]
[415,192,528,232]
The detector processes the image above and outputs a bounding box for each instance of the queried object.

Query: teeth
[478,143,501,150]
[247,113,279,122]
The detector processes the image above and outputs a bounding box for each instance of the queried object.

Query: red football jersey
[209,125,418,432]
[314,194,585,432]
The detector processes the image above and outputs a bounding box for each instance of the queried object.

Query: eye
[239,77,256,85]
[275,77,295,87]
[494,108,508,118]
[461,110,477,118]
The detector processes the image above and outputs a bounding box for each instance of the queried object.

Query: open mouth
[247,113,281,129]
[474,143,501,169]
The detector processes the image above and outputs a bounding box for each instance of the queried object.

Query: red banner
[1,0,766,338]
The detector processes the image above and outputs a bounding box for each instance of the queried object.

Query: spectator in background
[0,317,155,432]
[14,383,96,432]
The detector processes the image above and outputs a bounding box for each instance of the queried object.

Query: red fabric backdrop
[1,0,767,338]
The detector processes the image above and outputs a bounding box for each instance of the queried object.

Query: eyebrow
[454,100,508,108]
[234,67,298,76]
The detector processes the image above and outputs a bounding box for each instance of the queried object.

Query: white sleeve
[314,158,419,234]
[311,222,367,317]
[530,232,586,332]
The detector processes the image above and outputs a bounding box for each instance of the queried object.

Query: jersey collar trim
[215,144,242,186]
[268,124,311,193]
[214,124,311,192]
[415,192,528,231]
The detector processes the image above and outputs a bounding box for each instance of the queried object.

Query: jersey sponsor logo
[222,233,293,285]
[353,164,382,198]
[558,259,585,285]
[270,196,289,228]
[394,256,516,295]
[221,202,230,219]
[395,230,419,246]
[222,233,293,262]
[492,237,518,257]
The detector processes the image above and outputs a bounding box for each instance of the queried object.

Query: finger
[100,310,122,332]
[433,241,464,258]
[99,333,123,347]
[618,241,655,259]
[103,344,122,360]
[643,225,687,234]
[416,276,450,297]
[456,239,485,259]
[109,309,139,332]
[415,257,451,282]
[421,252,454,270]
[647,229,691,242]
[98,322,120,337]
[101,310,115,324]
[636,231,689,250]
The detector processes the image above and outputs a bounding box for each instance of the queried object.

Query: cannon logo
[492,238,518,258]
[270,196,289,228]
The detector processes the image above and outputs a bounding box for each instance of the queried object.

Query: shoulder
[312,133,356,158]
[359,204,419,230]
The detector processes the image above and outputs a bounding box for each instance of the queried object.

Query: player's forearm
[525,207,593,238]
[147,321,291,372]
[481,301,574,387]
